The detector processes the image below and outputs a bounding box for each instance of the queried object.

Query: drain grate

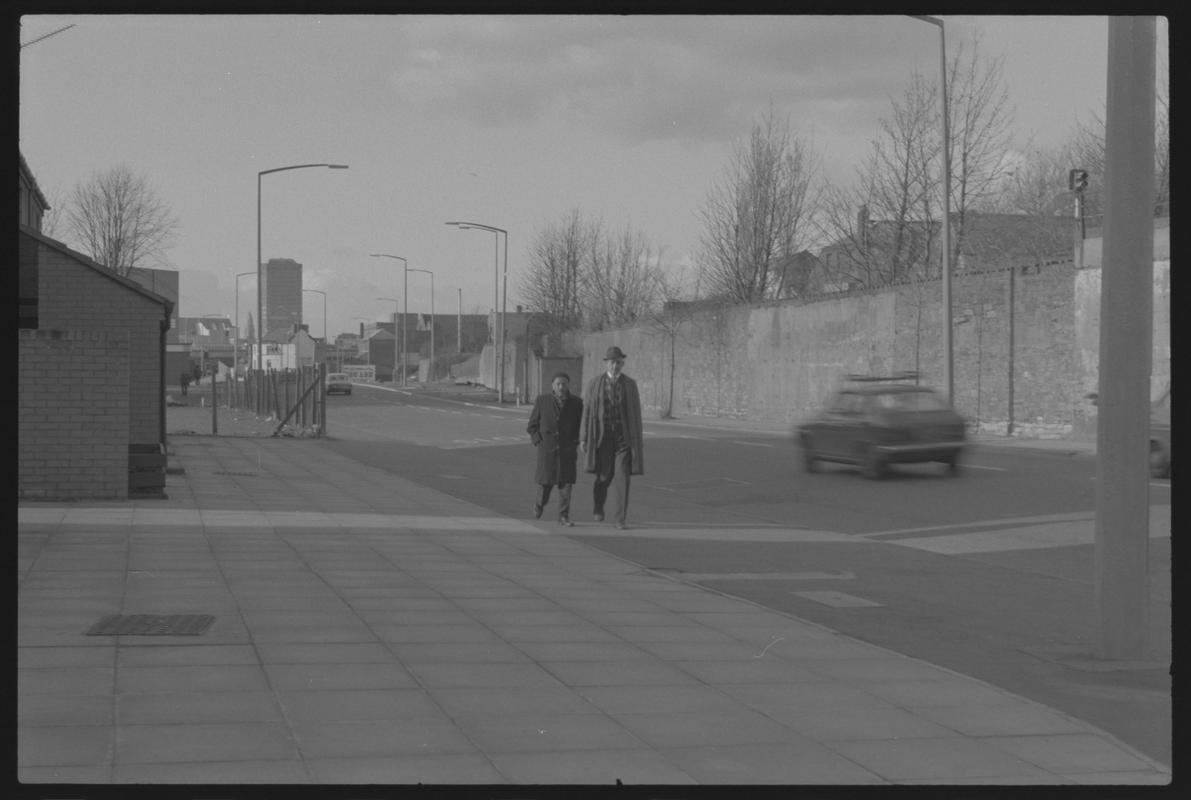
[86,614,216,636]
[212,471,259,477]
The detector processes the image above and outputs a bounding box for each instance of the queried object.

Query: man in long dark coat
[527,372,584,526]
[579,346,644,530]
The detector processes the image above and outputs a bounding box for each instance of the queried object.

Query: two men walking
[527,346,643,530]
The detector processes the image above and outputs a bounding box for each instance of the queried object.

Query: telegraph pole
[1094,16,1156,660]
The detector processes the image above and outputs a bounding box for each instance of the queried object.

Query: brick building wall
[19,330,130,500]
[34,238,167,445]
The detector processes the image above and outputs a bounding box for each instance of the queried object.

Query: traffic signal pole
[1094,16,1156,661]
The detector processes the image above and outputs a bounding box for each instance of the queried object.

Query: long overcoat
[580,373,645,475]
[527,392,583,485]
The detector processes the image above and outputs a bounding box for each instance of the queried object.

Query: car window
[876,390,948,411]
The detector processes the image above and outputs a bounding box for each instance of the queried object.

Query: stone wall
[583,255,1170,439]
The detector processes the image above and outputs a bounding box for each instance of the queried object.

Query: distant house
[817,211,1074,290]
[775,250,838,298]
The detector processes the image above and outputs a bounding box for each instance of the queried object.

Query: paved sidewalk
[17,414,1166,786]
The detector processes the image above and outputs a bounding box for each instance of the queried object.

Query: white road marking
[18,507,544,533]
[792,590,883,608]
[678,571,856,581]
[732,441,774,447]
[894,505,1171,555]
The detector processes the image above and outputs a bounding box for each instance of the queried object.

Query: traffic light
[1069,168,1089,193]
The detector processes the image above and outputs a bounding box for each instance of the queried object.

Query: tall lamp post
[377,296,400,383]
[370,254,408,387]
[408,268,435,383]
[257,163,348,370]
[234,271,255,369]
[445,221,507,403]
[909,15,952,405]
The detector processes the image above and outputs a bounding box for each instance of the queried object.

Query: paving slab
[15,430,1170,786]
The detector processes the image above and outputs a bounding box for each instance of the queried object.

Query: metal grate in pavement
[211,470,259,477]
[86,614,216,636]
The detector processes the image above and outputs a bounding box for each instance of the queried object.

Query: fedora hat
[603,346,627,361]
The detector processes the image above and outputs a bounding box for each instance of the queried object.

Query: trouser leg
[536,484,553,506]
[612,445,632,524]
[557,484,572,517]
[593,438,616,515]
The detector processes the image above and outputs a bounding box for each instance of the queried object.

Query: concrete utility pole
[1094,16,1157,661]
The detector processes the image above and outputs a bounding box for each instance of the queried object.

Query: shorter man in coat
[527,372,584,526]
[579,346,644,530]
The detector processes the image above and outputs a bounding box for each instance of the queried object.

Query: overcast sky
[19,14,1168,340]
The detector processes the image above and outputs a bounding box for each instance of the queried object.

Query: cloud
[381,16,926,148]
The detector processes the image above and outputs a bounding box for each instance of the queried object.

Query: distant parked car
[326,373,352,396]
[796,372,967,479]
[1085,390,1171,479]
[1149,389,1171,479]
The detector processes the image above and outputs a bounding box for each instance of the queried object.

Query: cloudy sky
[19,14,1167,339]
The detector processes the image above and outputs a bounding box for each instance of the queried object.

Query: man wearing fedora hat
[579,345,644,530]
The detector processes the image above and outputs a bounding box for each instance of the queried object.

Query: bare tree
[994,145,1072,218]
[816,34,1015,287]
[696,105,820,303]
[815,71,937,287]
[945,32,1016,251]
[518,207,591,331]
[63,164,180,276]
[582,222,664,331]
[646,269,697,418]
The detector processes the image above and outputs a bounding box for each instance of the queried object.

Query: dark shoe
[533,504,543,519]
[559,516,573,527]
[616,522,628,530]
[593,512,604,522]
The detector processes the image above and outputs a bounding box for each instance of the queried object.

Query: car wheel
[800,434,817,472]
[859,444,885,480]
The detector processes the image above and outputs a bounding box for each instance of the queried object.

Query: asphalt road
[316,383,1172,766]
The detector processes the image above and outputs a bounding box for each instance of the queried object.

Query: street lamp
[909,15,953,405]
[370,254,408,387]
[446,221,507,402]
[408,268,435,383]
[377,296,400,383]
[257,163,348,370]
[234,271,255,369]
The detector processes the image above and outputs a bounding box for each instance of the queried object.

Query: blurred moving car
[326,372,352,396]
[797,372,967,479]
